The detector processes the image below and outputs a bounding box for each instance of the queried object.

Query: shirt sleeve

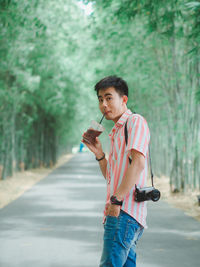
[125,114,150,158]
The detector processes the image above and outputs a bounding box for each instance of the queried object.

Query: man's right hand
[82,135,103,158]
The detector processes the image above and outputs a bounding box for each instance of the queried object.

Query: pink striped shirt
[105,109,150,228]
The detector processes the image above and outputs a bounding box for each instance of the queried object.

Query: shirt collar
[109,109,132,138]
[115,109,132,127]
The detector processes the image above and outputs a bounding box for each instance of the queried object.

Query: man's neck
[113,107,128,124]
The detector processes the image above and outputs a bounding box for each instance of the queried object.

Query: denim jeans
[99,210,144,267]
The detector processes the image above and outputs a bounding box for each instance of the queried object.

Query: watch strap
[96,153,105,161]
[110,195,123,206]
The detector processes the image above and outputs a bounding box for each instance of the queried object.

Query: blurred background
[0,0,200,194]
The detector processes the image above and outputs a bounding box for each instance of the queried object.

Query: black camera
[134,185,161,202]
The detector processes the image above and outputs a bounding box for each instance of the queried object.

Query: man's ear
[123,95,128,104]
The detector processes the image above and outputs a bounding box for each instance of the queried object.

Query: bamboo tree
[86,0,200,192]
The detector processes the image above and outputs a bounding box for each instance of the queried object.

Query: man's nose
[102,99,108,107]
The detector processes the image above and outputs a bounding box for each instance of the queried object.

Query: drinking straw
[99,113,105,124]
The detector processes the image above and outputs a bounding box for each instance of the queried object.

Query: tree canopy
[0,0,199,192]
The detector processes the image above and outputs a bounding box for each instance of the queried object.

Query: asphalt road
[0,153,199,267]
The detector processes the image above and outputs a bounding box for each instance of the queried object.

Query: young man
[82,76,150,267]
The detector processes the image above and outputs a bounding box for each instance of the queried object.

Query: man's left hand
[106,203,121,217]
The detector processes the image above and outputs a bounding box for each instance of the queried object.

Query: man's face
[98,87,128,123]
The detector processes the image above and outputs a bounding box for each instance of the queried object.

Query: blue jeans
[100,210,144,267]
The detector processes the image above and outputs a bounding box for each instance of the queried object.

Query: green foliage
[0,0,199,191]
[0,0,97,178]
[86,0,200,191]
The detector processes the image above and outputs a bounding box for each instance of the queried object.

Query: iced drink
[83,120,105,145]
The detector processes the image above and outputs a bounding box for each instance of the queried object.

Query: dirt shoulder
[0,154,74,209]
[0,159,200,223]
[154,176,200,222]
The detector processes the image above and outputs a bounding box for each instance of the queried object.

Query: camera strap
[124,119,154,187]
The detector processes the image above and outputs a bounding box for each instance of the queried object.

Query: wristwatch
[96,153,105,161]
[110,195,123,206]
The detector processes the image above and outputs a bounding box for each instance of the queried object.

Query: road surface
[0,153,199,267]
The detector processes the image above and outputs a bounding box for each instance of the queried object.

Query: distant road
[0,152,199,267]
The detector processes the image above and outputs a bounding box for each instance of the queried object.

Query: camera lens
[151,189,161,202]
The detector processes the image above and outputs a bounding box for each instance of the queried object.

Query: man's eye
[99,99,103,103]
[107,97,112,101]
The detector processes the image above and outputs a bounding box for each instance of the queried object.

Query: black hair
[94,75,129,97]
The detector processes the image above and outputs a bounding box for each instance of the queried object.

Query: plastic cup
[83,120,105,145]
